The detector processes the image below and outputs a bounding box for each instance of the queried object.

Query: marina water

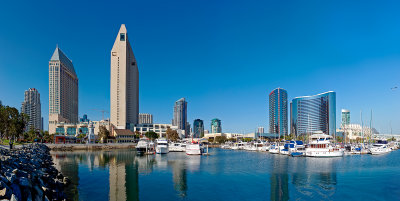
[51,149,400,201]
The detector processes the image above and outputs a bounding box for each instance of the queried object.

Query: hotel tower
[48,47,79,129]
[110,24,139,129]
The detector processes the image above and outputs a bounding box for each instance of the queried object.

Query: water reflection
[49,149,397,201]
[51,150,199,201]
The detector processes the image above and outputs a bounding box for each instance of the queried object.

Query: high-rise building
[257,127,264,134]
[80,114,89,122]
[193,119,204,138]
[172,98,189,137]
[211,118,222,133]
[110,24,139,129]
[48,46,78,128]
[269,88,288,136]
[139,113,153,124]
[291,91,336,136]
[21,88,42,131]
[341,109,350,127]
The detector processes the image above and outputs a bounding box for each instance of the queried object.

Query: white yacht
[156,138,169,154]
[136,139,149,155]
[231,142,245,150]
[186,143,203,155]
[269,143,280,154]
[305,134,344,157]
[169,142,186,152]
[370,140,391,155]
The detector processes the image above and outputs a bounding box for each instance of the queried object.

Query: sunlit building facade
[341,109,350,127]
[21,88,42,131]
[290,91,336,136]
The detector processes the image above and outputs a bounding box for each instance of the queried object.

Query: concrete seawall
[47,143,136,151]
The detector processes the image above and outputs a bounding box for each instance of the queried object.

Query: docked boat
[156,138,169,154]
[186,143,203,155]
[370,140,391,155]
[269,143,280,154]
[169,142,186,152]
[305,134,344,157]
[290,141,305,157]
[136,139,149,155]
[231,142,245,150]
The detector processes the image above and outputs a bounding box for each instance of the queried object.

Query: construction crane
[91,109,109,120]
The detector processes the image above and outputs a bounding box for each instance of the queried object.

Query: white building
[337,124,376,140]
[110,24,139,129]
[49,119,110,136]
[21,88,42,131]
[133,124,179,138]
[139,113,153,124]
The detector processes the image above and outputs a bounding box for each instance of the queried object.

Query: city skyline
[1,0,400,133]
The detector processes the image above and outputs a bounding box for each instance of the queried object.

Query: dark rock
[9,184,21,201]
[18,177,31,189]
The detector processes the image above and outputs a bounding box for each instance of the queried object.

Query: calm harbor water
[51,148,400,201]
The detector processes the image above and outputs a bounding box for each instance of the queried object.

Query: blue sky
[0,0,399,133]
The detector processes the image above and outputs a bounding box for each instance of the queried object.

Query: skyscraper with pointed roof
[48,46,79,130]
[110,24,139,129]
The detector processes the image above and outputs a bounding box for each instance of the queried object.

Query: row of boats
[221,134,399,157]
[135,138,206,155]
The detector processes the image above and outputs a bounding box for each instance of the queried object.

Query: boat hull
[156,147,169,154]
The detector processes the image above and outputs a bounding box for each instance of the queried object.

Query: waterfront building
[337,124,378,140]
[133,123,178,138]
[257,127,264,134]
[341,109,350,126]
[193,119,204,138]
[204,130,209,134]
[211,118,222,133]
[49,119,110,136]
[48,46,79,133]
[269,88,288,135]
[290,91,336,136]
[21,88,42,131]
[110,24,139,130]
[172,98,189,137]
[139,113,153,124]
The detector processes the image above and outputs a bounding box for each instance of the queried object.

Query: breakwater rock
[0,144,68,201]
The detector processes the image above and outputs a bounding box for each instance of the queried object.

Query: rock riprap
[0,144,68,201]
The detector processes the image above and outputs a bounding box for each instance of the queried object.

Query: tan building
[48,46,79,132]
[110,24,139,129]
[21,88,42,131]
[49,119,110,136]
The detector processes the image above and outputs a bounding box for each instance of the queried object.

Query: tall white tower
[110,24,139,129]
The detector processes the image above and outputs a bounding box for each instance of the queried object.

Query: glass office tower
[269,88,288,135]
[291,91,336,136]
[193,119,204,138]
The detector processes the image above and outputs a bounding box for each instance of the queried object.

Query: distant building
[257,127,264,134]
[48,46,79,132]
[172,98,189,137]
[291,91,336,136]
[139,113,153,124]
[80,114,89,122]
[21,88,42,131]
[337,124,378,140]
[269,88,288,135]
[133,124,178,138]
[110,24,139,129]
[204,130,209,134]
[211,118,222,133]
[341,109,350,127]
[193,119,204,138]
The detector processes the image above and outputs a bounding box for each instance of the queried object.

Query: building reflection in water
[51,150,204,201]
[270,155,289,201]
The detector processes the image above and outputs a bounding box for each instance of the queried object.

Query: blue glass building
[269,88,288,135]
[193,119,204,138]
[211,118,222,133]
[290,91,336,136]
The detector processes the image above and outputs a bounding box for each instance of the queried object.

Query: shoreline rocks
[0,144,68,201]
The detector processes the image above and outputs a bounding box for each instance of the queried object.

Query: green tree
[98,126,110,143]
[134,131,141,139]
[215,136,227,144]
[0,106,28,146]
[166,128,180,142]
[145,131,159,140]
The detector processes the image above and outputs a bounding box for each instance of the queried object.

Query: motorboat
[136,139,149,155]
[231,142,245,150]
[156,138,169,154]
[290,141,305,157]
[269,143,280,154]
[186,143,203,155]
[370,140,391,155]
[169,142,186,152]
[305,134,344,157]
